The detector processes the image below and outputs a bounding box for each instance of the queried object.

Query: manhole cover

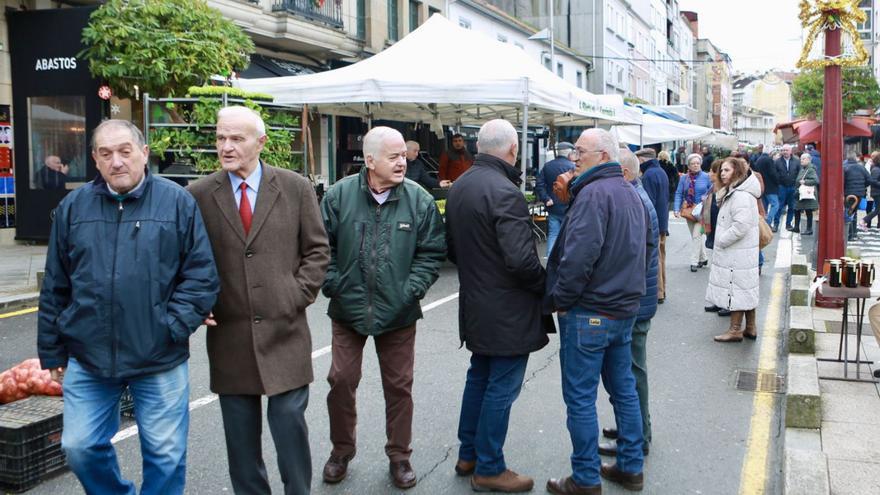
[734,370,786,393]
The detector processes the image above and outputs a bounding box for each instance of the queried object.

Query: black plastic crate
[0,396,63,459]
[0,396,66,493]
[0,446,66,493]
[120,387,135,418]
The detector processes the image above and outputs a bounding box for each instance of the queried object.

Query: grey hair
[581,128,619,162]
[686,153,703,165]
[477,119,518,156]
[619,148,640,177]
[217,106,266,136]
[363,126,404,159]
[405,140,420,152]
[846,150,859,161]
[800,152,813,163]
[91,119,146,150]
[782,144,793,151]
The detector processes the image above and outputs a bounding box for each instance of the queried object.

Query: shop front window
[28,96,87,190]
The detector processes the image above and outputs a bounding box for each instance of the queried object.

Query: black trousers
[219,386,311,495]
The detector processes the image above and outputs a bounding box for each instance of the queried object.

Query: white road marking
[111,291,460,444]
[774,232,792,269]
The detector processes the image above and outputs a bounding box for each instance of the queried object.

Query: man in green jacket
[320,126,446,490]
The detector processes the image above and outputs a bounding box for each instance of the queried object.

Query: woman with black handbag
[793,153,819,235]
[674,153,712,272]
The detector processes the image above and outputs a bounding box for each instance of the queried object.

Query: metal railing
[272,0,343,29]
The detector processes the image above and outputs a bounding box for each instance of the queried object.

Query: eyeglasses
[571,148,604,160]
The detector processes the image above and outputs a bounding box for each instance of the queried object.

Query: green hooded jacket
[320,168,446,335]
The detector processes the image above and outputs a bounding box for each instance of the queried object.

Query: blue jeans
[547,213,564,256]
[764,194,780,226]
[457,353,529,476]
[559,308,643,486]
[776,186,796,227]
[62,359,190,495]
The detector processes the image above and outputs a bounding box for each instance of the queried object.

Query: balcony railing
[273,0,344,29]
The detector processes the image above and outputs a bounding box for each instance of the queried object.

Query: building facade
[732,71,793,131]
[733,106,775,146]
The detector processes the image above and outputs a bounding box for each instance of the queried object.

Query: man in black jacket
[700,146,714,172]
[774,144,799,231]
[754,146,780,231]
[843,153,877,240]
[405,140,450,190]
[446,119,550,493]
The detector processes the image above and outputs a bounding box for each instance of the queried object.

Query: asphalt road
[1,217,788,494]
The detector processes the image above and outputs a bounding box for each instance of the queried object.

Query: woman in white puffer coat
[706,157,761,342]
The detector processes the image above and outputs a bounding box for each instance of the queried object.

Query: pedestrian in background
[545,128,647,494]
[793,153,819,235]
[635,148,668,303]
[39,120,219,494]
[674,153,712,273]
[707,157,761,343]
[754,145,780,231]
[320,126,446,490]
[843,151,875,241]
[446,119,553,493]
[535,142,575,255]
[439,133,474,182]
[405,140,451,190]
[658,150,679,203]
[701,145,715,172]
[597,148,658,459]
[188,106,330,495]
[861,150,880,229]
[774,144,799,232]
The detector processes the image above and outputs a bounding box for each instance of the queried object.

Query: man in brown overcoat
[188,106,329,495]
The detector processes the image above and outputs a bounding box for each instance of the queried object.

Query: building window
[576,70,583,88]
[357,0,366,39]
[557,63,564,77]
[409,0,420,32]
[28,96,87,190]
[545,55,552,71]
[617,66,624,85]
[388,0,399,41]
[428,6,440,18]
[459,17,471,29]
[497,34,507,43]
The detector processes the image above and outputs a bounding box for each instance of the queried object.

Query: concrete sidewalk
[0,242,45,310]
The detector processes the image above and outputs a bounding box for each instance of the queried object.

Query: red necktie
[239,182,252,235]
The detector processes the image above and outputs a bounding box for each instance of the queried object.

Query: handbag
[798,184,816,200]
[758,216,773,249]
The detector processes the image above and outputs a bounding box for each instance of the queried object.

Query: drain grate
[734,370,786,393]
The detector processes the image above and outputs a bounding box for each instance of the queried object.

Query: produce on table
[0,359,63,404]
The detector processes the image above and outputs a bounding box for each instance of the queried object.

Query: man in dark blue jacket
[635,148,669,303]
[598,149,658,459]
[775,144,799,231]
[38,120,219,495]
[754,147,779,228]
[545,128,647,494]
[535,142,575,255]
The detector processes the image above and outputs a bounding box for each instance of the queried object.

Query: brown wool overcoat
[187,164,329,396]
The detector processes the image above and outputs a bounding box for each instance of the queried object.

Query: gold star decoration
[797,0,869,69]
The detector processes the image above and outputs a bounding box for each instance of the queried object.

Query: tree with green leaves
[79,0,255,99]
[791,67,880,119]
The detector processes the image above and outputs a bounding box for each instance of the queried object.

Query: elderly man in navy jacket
[545,128,647,494]
[635,148,668,303]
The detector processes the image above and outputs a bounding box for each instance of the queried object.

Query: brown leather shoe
[602,427,618,439]
[390,460,417,489]
[455,458,476,476]
[743,309,757,340]
[471,469,534,492]
[600,463,644,491]
[546,476,602,494]
[714,311,744,342]
[322,454,353,484]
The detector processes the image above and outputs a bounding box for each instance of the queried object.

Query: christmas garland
[796,0,869,69]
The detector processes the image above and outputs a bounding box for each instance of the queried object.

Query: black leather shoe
[547,476,601,495]
[598,440,650,457]
[600,463,644,491]
[786,225,794,232]
[802,230,814,235]
[323,454,353,484]
[771,225,779,233]
[390,460,417,489]
[717,308,731,317]
[705,305,720,312]
[657,297,665,304]
[699,260,708,267]
[602,427,618,439]
[690,265,698,272]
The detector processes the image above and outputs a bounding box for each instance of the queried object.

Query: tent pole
[521,104,529,194]
[640,125,643,147]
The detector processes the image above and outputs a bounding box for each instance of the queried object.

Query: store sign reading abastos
[34,57,77,71]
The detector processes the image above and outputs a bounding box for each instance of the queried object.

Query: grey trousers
[219,386,311,495]
[631,320,651,445]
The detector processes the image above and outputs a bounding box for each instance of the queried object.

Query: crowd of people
[34,104,880,495]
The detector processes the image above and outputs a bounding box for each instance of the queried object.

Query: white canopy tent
[611,112,713,146]
[237,14,642,184]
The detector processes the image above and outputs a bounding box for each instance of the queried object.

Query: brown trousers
[327,320,416,462]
